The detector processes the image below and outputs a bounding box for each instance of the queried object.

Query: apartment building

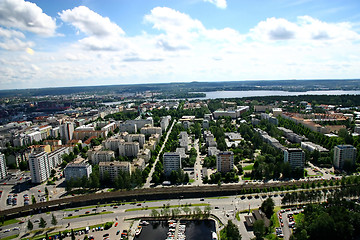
[216,151,234,173]
[333,145,357,169]
[163,152,181,176]
[284,148,305,170]
[29,151,51,184]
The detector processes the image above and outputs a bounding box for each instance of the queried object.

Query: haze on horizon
[0,0,360,90]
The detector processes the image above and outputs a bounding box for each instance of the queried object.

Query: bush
[104,222,113,230]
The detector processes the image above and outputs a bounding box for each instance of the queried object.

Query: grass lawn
[2,234,19,240]
[243,164,254,171]
[189,179,195,183]
[242,177,251,180]
[125,203,210,212]
[64,211,113,219]
[0,219,20,227]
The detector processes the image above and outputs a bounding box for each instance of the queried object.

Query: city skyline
[1,0,360,90]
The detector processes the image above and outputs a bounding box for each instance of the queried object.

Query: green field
[125,203,210,212]
[0,219,20,227]
[243,164,254,171]
[64,211,113,219]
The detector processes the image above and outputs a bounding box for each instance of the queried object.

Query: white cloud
[0,37,34,51]
[59,6,124,37]
[0,27,25,39]
[250,16,360,42]
[0,0,56,36]
[59,6,130,51]
[203,0,227,9]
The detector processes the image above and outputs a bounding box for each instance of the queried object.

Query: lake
[193,90,360,99]
[103,90,360,105]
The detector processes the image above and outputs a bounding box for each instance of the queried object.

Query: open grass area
[235,211,241,221]
[243,164,254,171]
[242,177,251,180]
[2,234,19,240]
[206,196,228,199]
[0,219,20,227]
[64,211,113,219]
[294,212,304,223]
[125,203,210,212]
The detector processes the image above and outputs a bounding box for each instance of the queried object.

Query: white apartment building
[284,148,305,170]
[125,134,145,148]
[48,147,70,169]
[216,151,234,173]
[125,118,153,129]
[333,145,357,169]
[160,116,171,132]
[140,126,162,136]
[29,151,51,184]
[103,138,124,152]
[118,123,137,134]
[163,152,181,176]
[88,150,115,164]
[64,161,92,181]
[60,122,74,143]
[0,153,7,180]
[119,142,139,157]
[99,161,132,181]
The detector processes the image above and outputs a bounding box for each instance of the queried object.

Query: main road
[143,120,176,188]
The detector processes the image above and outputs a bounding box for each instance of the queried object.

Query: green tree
[39,217,47,228]
[19,161,28,171]
[260,197,275,219]
[51,214,58,226]
[253,220,265,240]
[221,220,241,240]
[27,220,33,231]
[45,187,49,196]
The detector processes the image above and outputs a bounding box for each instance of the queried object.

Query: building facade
[99,161,132,181]
[333,145,357,169]
[284,148,305,170]
[0,153,7,180]
[163,152,181,176]
[64,161,92,181]
[216,151,234,173]
[29,151,50,184]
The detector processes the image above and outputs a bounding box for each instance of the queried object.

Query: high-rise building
[163,152,181,176]
[333,145,357,169]
[60,122,74,143]
[119,142,140,157]
[284,148,305,170]
[216,151,234,173]
[29,151,50,184]
[0,153,7,180]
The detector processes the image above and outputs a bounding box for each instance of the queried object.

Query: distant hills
[1,79,360,98]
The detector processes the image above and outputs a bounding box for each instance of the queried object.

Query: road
[144,120,176,188]
[0,193,284,240]
[192,138,203,186]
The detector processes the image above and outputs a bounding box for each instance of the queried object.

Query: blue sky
[0,0,360,90]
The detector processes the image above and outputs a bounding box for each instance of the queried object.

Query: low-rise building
[99,161,132,181]
[64,160,92,182]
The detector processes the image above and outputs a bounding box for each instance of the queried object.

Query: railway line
[0,179,325,219]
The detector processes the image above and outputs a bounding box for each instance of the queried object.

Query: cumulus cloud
[59,6,124,37]
[59,6,130,51]
[0,37,34,51]
[0,0,56,36]
[203,0,227,9]
[250,16,360,42]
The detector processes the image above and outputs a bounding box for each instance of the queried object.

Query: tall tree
[260,197,275,219]
[51,214,58,226]
[39,217,47,228]
[253,220,265,240]
[27,220,33,231]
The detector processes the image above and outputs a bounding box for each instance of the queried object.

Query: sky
[0,0,360,90]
